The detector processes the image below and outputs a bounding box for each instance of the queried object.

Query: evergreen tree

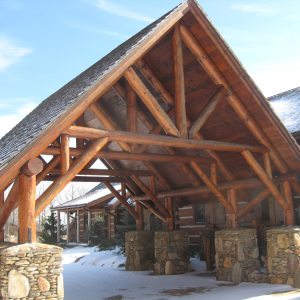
[40,211,64,245]
[114,206,137,254]
[85,215,105,246]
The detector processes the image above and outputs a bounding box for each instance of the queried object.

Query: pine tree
[85,215,105,246]
[40,211,64,245]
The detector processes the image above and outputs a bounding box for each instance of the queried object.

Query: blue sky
[0,0,300,138]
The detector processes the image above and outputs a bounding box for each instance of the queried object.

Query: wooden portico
[0,0,300,244]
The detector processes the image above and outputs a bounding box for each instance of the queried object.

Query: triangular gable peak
[1,0,300,236]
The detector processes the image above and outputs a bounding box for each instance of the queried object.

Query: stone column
[154,231,190,275]
[0,243,64,300]
[266,226,300,287]
[66,212,70,244]
[0,190,4,241]
[125,231,155,271]
[215,228,261,284]
[57,211,61,243]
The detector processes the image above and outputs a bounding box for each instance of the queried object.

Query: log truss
[1,3,300,242]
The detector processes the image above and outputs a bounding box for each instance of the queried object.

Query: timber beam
[34,138,109,217]
[180,21,300,196]
[62,126,268,153]
[131,175,171,219]
[44,147,216,164]
[131,172,300,201]
[43,175,126,183]
[48,168,154,177]
[104,182,140,220]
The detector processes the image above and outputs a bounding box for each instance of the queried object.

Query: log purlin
[43,147,216,164]
[62,126,268,153]
[131,172,300,201]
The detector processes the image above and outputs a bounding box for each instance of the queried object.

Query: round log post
[136,201,143,230]
[0,190,4,241]
[19,158,43,244]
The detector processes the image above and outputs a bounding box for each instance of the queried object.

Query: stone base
[154,231,190,275]
[215,228,260,284]
[0,243,64,300]
[125,231,155,271]
[267,226,300,288]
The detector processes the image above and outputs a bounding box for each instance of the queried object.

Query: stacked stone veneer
[125,231,155,271]
[154,231,190,275]
[267,226,300,287]
[215,229,260,284]
[0,243,64,300]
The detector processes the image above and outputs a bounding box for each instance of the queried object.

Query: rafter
[188,86,227,138]
[142,161,185,207]
[138,200,167,222]
[190,162,234,214]
[135,59,250,200]
[236,189,271,221]
[101,159,142,195]
[124,67,180,137]
[131,175,170,218]
[89,102,132,152]
[34,138,109,217]
[172,23,187,138]
[241,150,289,211]
[179,22,300,196]
[114,83,201,189]
[104,182,140,220]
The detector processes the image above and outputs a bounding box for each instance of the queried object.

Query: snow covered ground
[62,246,300,300]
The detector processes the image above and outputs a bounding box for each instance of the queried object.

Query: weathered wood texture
[35,138,108,217]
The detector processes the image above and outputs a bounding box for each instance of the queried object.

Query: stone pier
[215,228,260,284]
[125,231,155,271]
[154,231,190,275]
[0,243,64,300]
[266,226,300,287]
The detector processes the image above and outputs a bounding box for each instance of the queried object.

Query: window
[195,204,205,223]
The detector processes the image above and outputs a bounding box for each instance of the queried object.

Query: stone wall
[215,228,260,284]
[0,243,64,300]
[125,231,155,271]
[154,231,190,275]
[266,226,300,287]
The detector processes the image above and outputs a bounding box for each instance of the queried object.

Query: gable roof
[268,86,300,136]
[52,182,121,210]
[0,0,300,209]
[0,0,189,182]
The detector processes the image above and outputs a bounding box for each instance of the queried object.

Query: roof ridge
[268,86,300,101]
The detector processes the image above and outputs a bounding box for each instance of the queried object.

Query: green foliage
[114,206,136,254]
[85,215,105,246]
[98,238,116,251]
[40,211,64,245]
